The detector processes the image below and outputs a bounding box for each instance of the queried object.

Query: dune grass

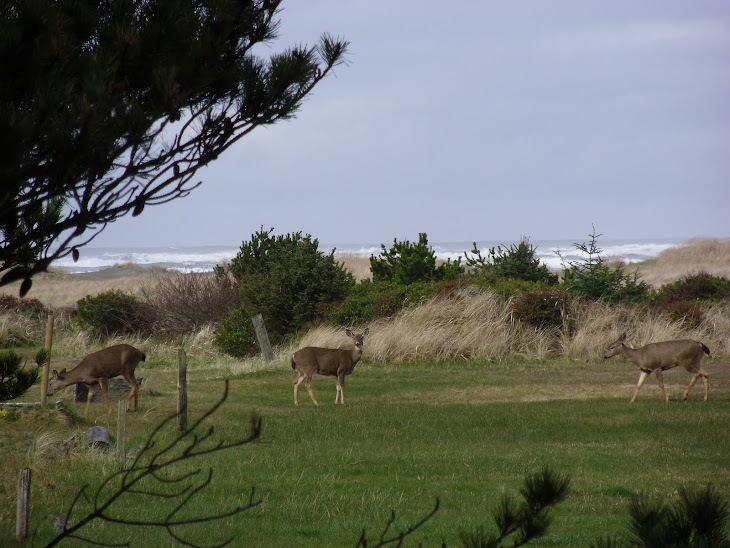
[2,360,729,547]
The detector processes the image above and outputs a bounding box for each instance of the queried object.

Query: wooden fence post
[177,348,187,432]
[117,401,127,470]
[251,314,274,362]
[40,313,54,406]
[17,468,31,542]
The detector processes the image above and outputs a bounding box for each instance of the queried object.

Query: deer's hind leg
[305,374,320,406]
[654,369,669,403]
[683,367,709,402]
[99,378,113,414]
[293,372,305,406]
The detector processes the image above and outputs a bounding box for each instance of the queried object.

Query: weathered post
[40,313,54,406]
[117,400,127,470]
[252,314,274,363]
[177,348,187,432]
[16,468,31,542]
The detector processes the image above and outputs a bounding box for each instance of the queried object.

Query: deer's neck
[62,364,97,385]
[620,345,645,367]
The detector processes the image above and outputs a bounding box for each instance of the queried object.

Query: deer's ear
[363,327,369,337]
[345,328,353,337]
[619,332,627,342]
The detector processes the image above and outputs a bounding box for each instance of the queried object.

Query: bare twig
[44,381,262,548]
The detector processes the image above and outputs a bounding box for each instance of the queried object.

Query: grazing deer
[292,328,369,406]
[47,344,146,414]
[603,332,710,403]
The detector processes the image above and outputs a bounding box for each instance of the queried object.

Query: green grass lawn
[2,360,729,546]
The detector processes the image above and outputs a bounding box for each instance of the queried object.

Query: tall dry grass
[288,286,730,367]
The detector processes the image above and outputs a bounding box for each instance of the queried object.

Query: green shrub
[0,350,39,401]
[657,272,730,304]
[559,228,651,303]
[464,239,558,285]
[220,228,354,355]
[592,485,729,548]
[370,233,463,285]
[76,290,153,337]
[330,280,442,325]
[215,306,259,358]
[510,289,572,331]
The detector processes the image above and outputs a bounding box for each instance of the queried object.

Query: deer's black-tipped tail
[701,343,710,355]
[291,357,296,370]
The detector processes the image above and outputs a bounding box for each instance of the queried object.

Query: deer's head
[603,332,627,359]
[345,328,369,352]
[47,369,68,395]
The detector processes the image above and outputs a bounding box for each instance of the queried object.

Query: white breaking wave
[52,239,683,274]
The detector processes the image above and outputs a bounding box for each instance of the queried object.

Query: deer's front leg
[630,370,650,403]
[84,383,95,415]
[100,378,112,414]
[335,373,346,405]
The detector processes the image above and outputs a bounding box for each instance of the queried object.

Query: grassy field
[2,359,729,546]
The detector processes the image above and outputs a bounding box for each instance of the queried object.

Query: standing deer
[603,332,710,403]
[292,328,369,406]
[47,344,146,414]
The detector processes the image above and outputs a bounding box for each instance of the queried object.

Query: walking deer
[292,328,369,406]
[47,344,146,414]
[603,332,710,403]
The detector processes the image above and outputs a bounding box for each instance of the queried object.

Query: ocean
[52,238,686,274]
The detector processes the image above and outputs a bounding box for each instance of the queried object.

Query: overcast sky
[93,1,730,249]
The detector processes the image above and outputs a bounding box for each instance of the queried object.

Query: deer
[603,332,710,403]
[47,344,146,415]
[291,328,369,406]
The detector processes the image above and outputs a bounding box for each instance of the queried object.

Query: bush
[76,290,153,337]
[464,239,558,285]
[220,228,355,354]
[662,301,705,329]
[215,306,259,358]
[370,233,463,285]
[0,350,39,401]
[510,289,572,332]
[559,228,651,303]
[143,270,240,334]
[330,280,443,326]
[657,272,730,304]
[0,295,46,317]
[592,485,729,548]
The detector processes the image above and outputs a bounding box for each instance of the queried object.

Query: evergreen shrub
[330,280,442,326]
[218,229,355,356]
[215,306,259,358]
[559,228,651,303]
[76,290,153,337]
[370,233,463,285]
[657,272,730,304]
[0,350,39,401]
